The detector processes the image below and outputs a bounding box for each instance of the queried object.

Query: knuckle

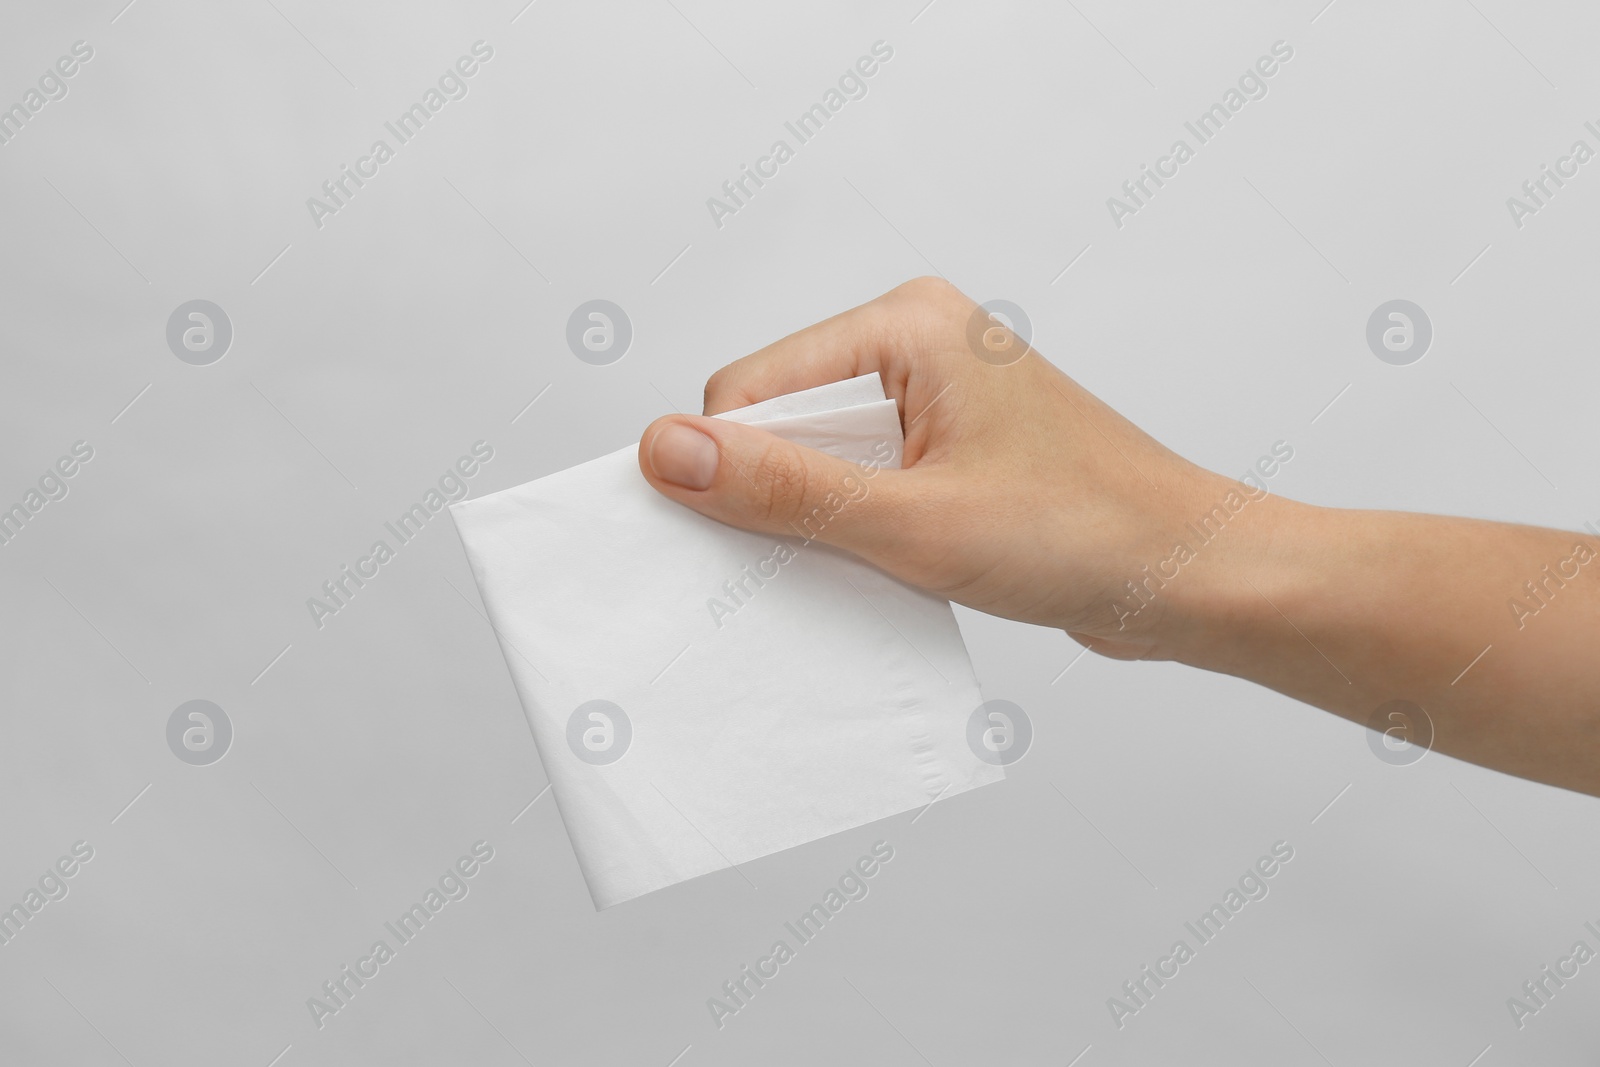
[703,365,737,411]
[890,275,961,310]
[750,441,808,525]
[895,275,949,297]
[883,276,973,345]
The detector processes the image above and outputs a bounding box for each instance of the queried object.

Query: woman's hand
[636,277,1265,662]
[637,278,1600,796]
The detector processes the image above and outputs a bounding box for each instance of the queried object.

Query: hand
[636,277,1271,662]
[639,278,1600,796]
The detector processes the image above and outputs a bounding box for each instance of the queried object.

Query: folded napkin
[450,374,1003,909]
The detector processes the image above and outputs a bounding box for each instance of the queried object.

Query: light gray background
[3,0,1598,1064]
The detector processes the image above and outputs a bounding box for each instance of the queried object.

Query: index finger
[702,282,941,416]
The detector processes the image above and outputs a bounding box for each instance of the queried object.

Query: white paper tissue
[450,374,1002,909]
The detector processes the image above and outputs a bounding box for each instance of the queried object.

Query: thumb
[637,414,903,560]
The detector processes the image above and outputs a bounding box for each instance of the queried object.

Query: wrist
[1147,484,1319,673]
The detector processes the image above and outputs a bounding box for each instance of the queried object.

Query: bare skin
[637,278,1600,797]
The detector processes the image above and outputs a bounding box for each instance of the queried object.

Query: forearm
[1174,496,1600,794]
